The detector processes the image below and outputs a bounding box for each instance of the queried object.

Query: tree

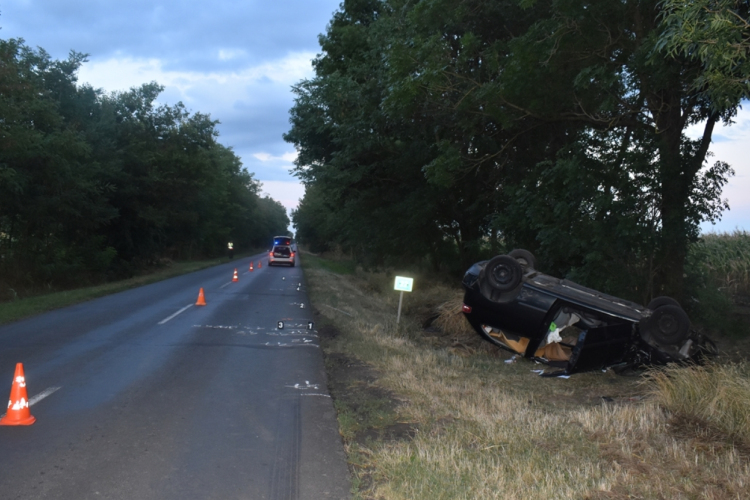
[658,0,750,110]
[286,0,738,300]
[493,0,738,298]
[385,0,737,298]
[1,37,289,295]
[0,39,117,288]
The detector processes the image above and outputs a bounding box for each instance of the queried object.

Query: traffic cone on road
[232,269,239,282]
[0,363,36,426]
[258,261,262,269]
[196,288,207,306]
[249,262,254,272]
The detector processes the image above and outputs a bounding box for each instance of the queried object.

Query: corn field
[691,231,750,296]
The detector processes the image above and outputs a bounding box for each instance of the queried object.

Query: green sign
[394,276,414,292]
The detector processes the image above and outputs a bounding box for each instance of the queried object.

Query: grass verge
[0,254,251,325]
[302,252,750,500]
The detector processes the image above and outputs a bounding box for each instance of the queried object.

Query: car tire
[647,296,680,310]
[508,249,536,272]
[640,305,690,345]
[484,255,523,292]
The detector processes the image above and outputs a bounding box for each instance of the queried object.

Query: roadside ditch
[301,254,750,500]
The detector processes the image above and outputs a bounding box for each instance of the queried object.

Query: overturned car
[461,250,715,374]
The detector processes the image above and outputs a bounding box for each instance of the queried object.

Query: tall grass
[691,231,750,296]
[648,362,750,444]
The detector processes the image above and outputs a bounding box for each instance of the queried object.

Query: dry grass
[303,260,750,500]
[432,291,476,338]
[647,362,750,445]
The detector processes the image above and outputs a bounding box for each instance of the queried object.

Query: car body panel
[269,245,295,266]
[462,257,714,374]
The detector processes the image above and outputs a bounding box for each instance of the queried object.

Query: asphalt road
[0,253,350,500]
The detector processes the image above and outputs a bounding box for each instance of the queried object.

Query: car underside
[462,250,716,374]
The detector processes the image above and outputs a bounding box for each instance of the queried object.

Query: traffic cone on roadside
[232,269,239,282]
[258,261,262,269]
[196,288,207,306]
[0,363,36,426]
[249,262,254,272]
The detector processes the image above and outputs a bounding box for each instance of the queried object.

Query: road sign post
[394,276,414,324]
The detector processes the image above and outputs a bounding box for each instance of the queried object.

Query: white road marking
[264,342,319,348]
[158,304,193,324]
[300,393,331,398]
[286,381,320,390]
[220,282,232,289]
[28,386,61,406]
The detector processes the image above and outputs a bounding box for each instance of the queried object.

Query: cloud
[1,1,340,71]
[1,0,340,206]
[218,49,246,61]
[253,152,297,162]
[76,51,312,184]
[259,180,306,211]
[685,105,750,232]
[77,51,315,98]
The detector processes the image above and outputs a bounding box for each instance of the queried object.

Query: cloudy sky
[0,0,747,234]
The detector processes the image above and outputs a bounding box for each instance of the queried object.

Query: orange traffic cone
[196,288,207,306]
[249,262,254,272]
[0,363,36,426]
[258,261,262,269]
[232,269,239,282]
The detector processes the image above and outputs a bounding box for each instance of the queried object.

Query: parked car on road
[461,250,715,374]
[273,235,292,247]
[269,245,295,267]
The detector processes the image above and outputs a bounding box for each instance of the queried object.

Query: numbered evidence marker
[394,276,414,324]
[307,321,314,330]
[277,321,284,330]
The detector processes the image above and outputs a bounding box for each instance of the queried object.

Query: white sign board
[394,276,414,292]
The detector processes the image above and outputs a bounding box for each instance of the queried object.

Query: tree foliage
[0,38,288,296]
[286,0,741,300]
[658,0,750,110]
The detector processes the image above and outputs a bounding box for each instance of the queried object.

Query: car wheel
[640,305,690,345]
[508,249,536,272]
[647,296,680,310]
[484,255,523,292]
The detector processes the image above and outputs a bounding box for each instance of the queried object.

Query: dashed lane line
[28,386,61,406]
[158,304,193,325]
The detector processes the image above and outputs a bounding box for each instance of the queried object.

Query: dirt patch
[355,422,419,444]
[326,352,379,389]
[667,414,750,459]
[317,324,341,341]
[422,318,505,356]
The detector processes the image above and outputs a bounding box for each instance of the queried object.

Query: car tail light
[462,304,472,313]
